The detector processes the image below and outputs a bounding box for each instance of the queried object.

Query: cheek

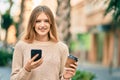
[35,25,38,28]
[48,26,50,30]
[47,24,50,30]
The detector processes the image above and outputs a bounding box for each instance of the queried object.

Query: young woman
[10,5,77,80]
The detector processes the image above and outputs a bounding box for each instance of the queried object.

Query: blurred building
[70,0,120,67]
[19,0,120,67]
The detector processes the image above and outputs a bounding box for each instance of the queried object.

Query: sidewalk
[0,66,11,80]
[0,63,120,80]
[78,62,120,80]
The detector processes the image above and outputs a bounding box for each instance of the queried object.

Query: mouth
[38,27,47,31]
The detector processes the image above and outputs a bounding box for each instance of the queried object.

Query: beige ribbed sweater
[10,40,69,80]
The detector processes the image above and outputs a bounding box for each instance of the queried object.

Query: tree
[18,0,25,35]
[1,0,13,30]
[105,0,120,66]
[1,0,13,48]
[1,12,13,30]
[105,0,120,25]
[56,0,71,45]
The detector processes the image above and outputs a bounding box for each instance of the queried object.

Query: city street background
[0,63,120,80]
[1,0,120,80]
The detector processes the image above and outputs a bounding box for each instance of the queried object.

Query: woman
[10,5,77,80]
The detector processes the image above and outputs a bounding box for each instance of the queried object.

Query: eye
[44,20,49,23]
[36,20,41,23]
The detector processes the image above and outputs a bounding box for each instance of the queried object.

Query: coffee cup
[65,54,78,68]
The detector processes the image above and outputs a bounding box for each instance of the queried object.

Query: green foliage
[1,12,13,30]
[72,70,96,80]
[69,33,90,52]
[69,40,80,52]
[105,0,120,23]
[97,33,104,62]
[77,33,90,50]
[0,49,13,66]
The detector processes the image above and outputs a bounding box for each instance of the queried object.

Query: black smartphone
[31,49,42,61]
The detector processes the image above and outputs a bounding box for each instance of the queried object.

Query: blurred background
[0,0,120,80]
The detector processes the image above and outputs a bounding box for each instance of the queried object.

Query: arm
[58,42,70,80]
[60,48,72,80]
[10,42,31,80]
[59,42,77,80]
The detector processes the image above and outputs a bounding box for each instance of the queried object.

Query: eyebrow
[36,18,49,20]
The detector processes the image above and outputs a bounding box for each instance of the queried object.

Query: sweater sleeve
[10,41,31,80]
[58,42,69,80]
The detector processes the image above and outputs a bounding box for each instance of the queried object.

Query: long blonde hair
[22,5,59,43]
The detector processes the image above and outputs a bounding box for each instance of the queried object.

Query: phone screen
[31,49,42,61]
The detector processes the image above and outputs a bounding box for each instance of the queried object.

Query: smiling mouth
[38,27,47,31]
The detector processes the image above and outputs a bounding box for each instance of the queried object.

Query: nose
[41,21,45,27]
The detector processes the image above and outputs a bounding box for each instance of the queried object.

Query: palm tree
[56,0,71,45]
[105,0,120,24]
[105,0,120,66]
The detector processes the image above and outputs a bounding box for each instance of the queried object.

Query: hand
[24,54,43,72]
[63,62,78,80]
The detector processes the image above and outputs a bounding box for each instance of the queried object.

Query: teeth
[38,27,47,31]
[38,28,46,31]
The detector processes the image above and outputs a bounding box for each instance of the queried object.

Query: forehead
[36,12,49,20]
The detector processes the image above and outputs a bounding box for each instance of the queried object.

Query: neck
[35,35,49,42]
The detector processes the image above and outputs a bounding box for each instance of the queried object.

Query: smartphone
[31,49,42,61]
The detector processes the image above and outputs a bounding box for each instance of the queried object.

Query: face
[34,12,50,38]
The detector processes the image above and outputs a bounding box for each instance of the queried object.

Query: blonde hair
[22,5,59,43]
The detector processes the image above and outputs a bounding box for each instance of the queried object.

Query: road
[0,67,11,80]
[78,62,120,80]
[0,63,120,80]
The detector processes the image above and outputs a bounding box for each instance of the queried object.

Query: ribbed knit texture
[10,40,69,80]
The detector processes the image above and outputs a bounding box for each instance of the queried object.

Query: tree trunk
[56,0,71,45]
[8,0,13,14]
[18,0,25,36]
[18,0,32,38]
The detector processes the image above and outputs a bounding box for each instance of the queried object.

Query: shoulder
[56,41,69,57]
[16,40,25,45]
[56,41,69,51]
[15,40,28,48]
[57,41,68,48]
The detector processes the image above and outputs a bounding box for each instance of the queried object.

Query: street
[78,62,120,80]
[0,63,120,80]
[0,67,11,80]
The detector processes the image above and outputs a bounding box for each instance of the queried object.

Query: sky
[0,0,43,40]
[0,0,43,15]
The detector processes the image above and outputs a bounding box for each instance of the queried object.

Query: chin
[38,33,48,36]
